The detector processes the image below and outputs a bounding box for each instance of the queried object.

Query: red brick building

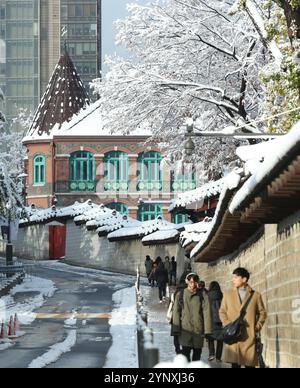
[23,52,196,222]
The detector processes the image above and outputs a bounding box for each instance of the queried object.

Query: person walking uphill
[156,261,169,303]
[145,256,153,286]
[219,268,267,368]
[172,273,212,362]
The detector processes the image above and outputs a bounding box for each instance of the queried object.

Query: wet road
[0,262,135,368]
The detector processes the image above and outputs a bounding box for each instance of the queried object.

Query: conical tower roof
[28,51,90,137]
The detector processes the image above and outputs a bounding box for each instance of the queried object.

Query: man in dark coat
[156,262,169,303]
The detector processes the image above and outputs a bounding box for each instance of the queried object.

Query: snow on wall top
[169,170,242,212]
[20,201,183,245]
[230,121,300,213]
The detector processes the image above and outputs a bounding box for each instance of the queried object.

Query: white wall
[0,225,49,260]
[65,221,187,276]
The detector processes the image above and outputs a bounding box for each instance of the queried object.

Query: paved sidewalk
[141,284,230,368]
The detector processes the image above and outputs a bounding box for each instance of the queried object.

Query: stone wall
[0,225,49,261]
[65,221,187,276]
[193,222,300,368]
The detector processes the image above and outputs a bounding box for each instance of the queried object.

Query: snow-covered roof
[19,201,186,246]
[23,100,152,142]
[169,170,242,212]
[107,217,183,242]
[179,217,213,249]
[230,121,300,213]
[20,200,97,225]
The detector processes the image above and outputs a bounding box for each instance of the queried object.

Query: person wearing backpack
[172,273,212,362]
[219,268,267,368]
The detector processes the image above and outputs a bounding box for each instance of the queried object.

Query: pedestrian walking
[169,257,177,286]
[148,262,158,287]
[219,267,267,368]
[172,273,212,362]
[164,256,171,283]
[156,261,169,303]
[207,281,223,362]
[145,255,153,286]
[167,279,187,355]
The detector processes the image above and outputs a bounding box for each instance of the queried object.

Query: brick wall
[193,222,300,368]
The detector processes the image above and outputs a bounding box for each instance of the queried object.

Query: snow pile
[28,330,77,369]
[104,286,137,368]
[1,275,57,325]
[230,121,300,213]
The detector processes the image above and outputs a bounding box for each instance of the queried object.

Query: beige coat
[219,286,267,367]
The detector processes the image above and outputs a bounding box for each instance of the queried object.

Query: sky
[102,0,148,72]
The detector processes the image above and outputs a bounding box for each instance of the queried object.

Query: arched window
[70,151,95,192]
[137,152,162,192]
[138,203,162,222]
[172,213,188,225]
[33,155,46,185]
[106,203,129,216]
[104,151,129,191]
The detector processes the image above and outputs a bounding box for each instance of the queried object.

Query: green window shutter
[172,213,188,224]
[106,203,129,216]
[69,151,95,191]
[137,152,163,192]
[33,155,46,185]
[138,203,162,222]
[104,151,129,192]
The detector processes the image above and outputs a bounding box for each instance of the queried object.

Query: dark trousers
[158,283,166,301]
[208,339,223,360]
[182,346,202,362]
[169,271,176,285]
[174,336,181,354]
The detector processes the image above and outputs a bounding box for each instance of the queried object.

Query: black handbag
[221,290,255,345]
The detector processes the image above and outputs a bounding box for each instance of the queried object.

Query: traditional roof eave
[192,151,300,263]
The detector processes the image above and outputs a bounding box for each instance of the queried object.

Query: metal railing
[135,268,159,368]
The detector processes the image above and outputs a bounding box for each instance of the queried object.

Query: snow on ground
[0,275,56,325]
[104,286,138,368]
[28,330,77,369]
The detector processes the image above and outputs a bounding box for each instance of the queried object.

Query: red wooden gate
[49,225,66,260]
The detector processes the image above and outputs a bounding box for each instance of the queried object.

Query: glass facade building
[61,0,101,91]
[0,0,101,123]
[0,0,40,119]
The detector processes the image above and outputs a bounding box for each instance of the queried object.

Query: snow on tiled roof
[229,121,300,214]
[169,178,226,212]
[20,201,185,246]
[179,217,213,248]
[177,170,243,257]
[170,170,243,213]
[142,229,180,244]
[20,200,97,225]
[107,217,182,241]
[23,100,152,142]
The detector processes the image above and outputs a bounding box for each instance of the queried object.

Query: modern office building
[0,0,101,123]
